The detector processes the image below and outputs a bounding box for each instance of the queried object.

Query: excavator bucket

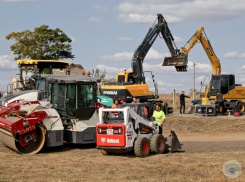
[165,130,183,152]
[162,55,188,72]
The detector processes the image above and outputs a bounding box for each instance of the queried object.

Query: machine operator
[152,104,165,134]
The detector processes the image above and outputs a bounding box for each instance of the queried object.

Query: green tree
[91,68,106,79]
[5,25,75,60]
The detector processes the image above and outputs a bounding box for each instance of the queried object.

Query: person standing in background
[180,91,190,114]
[120,99,126,104]
[132,97,137,103]
[112,100,120,108]
[215,90,224,115]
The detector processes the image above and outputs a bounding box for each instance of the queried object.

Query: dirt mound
[164,115,245,134]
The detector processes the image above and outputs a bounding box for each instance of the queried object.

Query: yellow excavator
[163,27,245,114]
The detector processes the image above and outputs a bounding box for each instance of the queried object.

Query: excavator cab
[208,75,236,96]
[162,54,188,72]
[116,72,134,83]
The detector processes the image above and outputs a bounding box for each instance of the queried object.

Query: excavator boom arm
[132,14,179,84]
[180,27,221,75]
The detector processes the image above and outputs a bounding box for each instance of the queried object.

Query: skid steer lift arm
[132,14,181,84]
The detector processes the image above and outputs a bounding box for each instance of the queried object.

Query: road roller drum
[0,100,62,154]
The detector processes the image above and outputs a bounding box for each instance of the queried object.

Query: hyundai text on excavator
[101,14,187,112]
[163,27,245,114]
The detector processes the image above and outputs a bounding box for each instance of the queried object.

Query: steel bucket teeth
[162,55,188,72]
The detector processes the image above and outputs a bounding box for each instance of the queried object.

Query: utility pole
[193,63,196,100]
[173,89,176,109]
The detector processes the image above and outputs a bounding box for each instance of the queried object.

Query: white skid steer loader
[96,107,182,157]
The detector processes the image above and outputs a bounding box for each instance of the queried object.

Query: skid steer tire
[150,134,165,154]
[134,137,150,157]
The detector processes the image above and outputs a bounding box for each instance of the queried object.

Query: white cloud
[223,52,238,58]
[195,76,205,83]
[143,60,212,74]
[238,53,245,59]
[143,63,176,74]
[173,36,184,43]
[145,49,169,60]
[117,37,133,41]
[87,17,104,24]
[2,0,41,1]
[96,64,131,78]
[166,83,183,87]
[187,61,212,74]
[93,3,109,11]
[99,48,169,62]
[157,80,166,86]
[158,80,183,88]
[0,54,18,71]
[70,37,75,43]
[116,0,245,23]
[0,37,5,40]
[181,79,188,84]
[223,52,245,59]
[236,74,245,85]
[145,76,152,83]
[118,13,182,24]
[99,52,132,62]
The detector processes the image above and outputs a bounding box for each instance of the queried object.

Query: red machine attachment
[0,100,48,154]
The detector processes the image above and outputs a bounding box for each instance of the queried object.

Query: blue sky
[0,0,245,94]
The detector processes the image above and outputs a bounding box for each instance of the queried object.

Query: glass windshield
[211,77,220,89]
[51,84,66,111]
[118,75,125,82]
[66,84,76,116]
[77,84,95,108]
[229,75,234,86]
[103,111,124,121]
[128,73,134,83]
[210,76,220,95]
[138,107,149,119]
[221,77,228,87]
[36,80,46,91]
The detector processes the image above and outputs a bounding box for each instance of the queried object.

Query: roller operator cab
[0,76,101,154]
[46,76,100,144]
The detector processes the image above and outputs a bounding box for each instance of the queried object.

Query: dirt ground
[0,114,245,181]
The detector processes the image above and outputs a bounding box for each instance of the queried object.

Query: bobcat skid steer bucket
[162,55,188,72]
[165,130,183,152]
